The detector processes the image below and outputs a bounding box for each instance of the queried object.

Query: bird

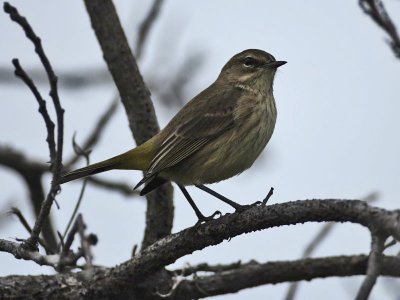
[59,49,286,222]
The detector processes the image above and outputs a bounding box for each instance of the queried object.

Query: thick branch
[96,200,400,290]
[1,254,400,299]
[83,0,173,248]
[1,200,400,298]
[173,255,400,299]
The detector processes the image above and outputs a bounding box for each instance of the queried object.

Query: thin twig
[0,146,58,250]
[61,217,80,257]
[262,187,274,205]
[4,2,65,249]
[131,244,138,257]
[11,59,56,162]
[359,0,400,58]
[8,208,51,253]
[355,232,386,300]
[155,52,205,106]
[87,177,139,196]
[64,97,119,168]
[135,0,164,59]
[76,214,93,268]
[0,239,80,269]
[61,136,90,247]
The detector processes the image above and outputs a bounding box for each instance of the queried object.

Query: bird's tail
[58,144,155,185]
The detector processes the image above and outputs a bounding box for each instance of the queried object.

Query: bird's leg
[195,184,265,212]
[178,184,221,224]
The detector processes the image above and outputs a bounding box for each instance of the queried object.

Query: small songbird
[59,49,286,222]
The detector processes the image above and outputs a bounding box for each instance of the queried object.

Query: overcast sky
[1,1,400,299]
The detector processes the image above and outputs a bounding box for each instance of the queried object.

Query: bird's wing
[148,111,235,174]
[133,84,244,189]
[133,113,235,189]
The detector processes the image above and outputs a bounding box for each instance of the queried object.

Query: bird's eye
[243,57,256,68]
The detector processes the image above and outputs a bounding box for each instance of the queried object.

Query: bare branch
[76,214,94,269]
[83,0,173,249]
[136,0,164,59]
[0,65,111,88]
[8,208,51,254]
[355,232,386,300]
[150,52,205,106]
[4,2,65,250]
[173,260,244,277]
[173,255,400,299]
[11,59,56,162]
[284,223,335,300]
[0,145,47,174]
[359,0,400,58]
[0,239,80,270]
[1,254,400,299]
[1,199,400,298]
[87,177,139,197]
[61,137,90,245]
[285,192,379,300]
[89,199,400,294]
[0,146,57,251]
[64,97,119,168]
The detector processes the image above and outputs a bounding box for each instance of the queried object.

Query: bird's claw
[233,201,262,212]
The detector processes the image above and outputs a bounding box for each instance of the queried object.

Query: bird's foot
[195,210,222,226]
[233,201,262,212]
[232,187,274,212]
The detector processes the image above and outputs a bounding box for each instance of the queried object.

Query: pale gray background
[1,1,400,299]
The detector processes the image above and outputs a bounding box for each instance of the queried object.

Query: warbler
[59,49,286,221]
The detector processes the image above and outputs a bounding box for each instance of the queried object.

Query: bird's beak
[265,61,287,69]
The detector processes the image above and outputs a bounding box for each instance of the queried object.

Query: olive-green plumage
[59,49,286,194]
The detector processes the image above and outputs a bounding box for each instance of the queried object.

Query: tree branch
[359,0,400,58]
[1,254,400,299]
[11,59,56,161]
[0,146,57,251]
[64,97,119,168]
[1,199,400,298]
[83,0,173,249]
[355,232,386,300]
[86,177,139,197]
[4,2,65,250]
[136,0,164,60]
[284,192,379,300]
[172,255,400,299]
[97,200,400,290]
[0,239,80,270]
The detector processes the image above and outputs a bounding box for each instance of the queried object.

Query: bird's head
[217,49,286,91]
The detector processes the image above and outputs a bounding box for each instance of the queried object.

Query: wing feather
[136,84,244,188]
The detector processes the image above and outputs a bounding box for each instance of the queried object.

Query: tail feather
[58,158,119,184]
[58,137,159,185]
